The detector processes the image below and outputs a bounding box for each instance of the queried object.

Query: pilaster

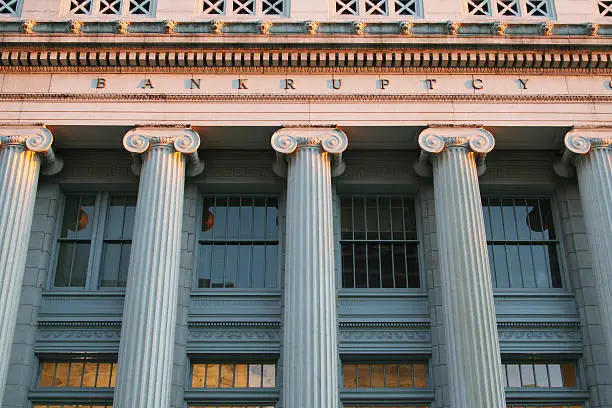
[415,126,506,408]
[114,127,203,408]
[0,126,62,405]
[271,126,347,408]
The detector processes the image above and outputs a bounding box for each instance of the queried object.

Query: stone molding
[0,125,63,175]
[271,126,348,178]
[414,126,495,177]
[123,126,204,176]
[554,128,612,178]
[1,49,612,73]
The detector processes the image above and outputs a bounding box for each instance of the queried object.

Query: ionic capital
[554,128,612,178]
[123,126,204,176]
[0,125,63,175]
[414,126,495,177]
[271,126,348,177]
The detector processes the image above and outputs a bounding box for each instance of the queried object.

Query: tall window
[334,0,421,16]
[54,194,136,289]
[197,196,279,289]
[67,0,155,16]
[482,197,562,289]
[465,0,555,18]
[340,196,420,289]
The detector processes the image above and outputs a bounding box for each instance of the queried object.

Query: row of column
[0,124,610,408]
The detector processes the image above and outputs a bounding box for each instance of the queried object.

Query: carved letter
[285,78,296,90]
[380,79,390,90]
[190,78,201,89]
[472,78,484,90]
[518,78,529,89]
[238,79,248,89]
[141,79,154,89]
[95,77,106,89]
[332,79,342,90]
[425,79,437,90]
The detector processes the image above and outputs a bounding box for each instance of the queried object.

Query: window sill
[340,388,435,404]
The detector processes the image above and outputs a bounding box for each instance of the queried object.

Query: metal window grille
[198,196,279,289]
[343,362,428,388]
[38,355,118,388]
[502,361,578,388]
[482,198,562,289]
[364,0,388,15]
[69,0,93,14]
[340,196,420,289]
[466,0,492,15]
[525,0,550,16]
[191,362,276,388]
[128,0,153,14]
[232,0,256,14]
[203,0,225,14]
[99,0,121,13]
[336,0,358,15]
[466,0,554,17]
[99,196,136,287]
[262,0,284,14]
[496,0,520,15]
[394,0,418,15]
[598,0,612,16]
[0,0,19,15]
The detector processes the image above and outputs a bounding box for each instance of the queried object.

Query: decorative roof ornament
[211,20,224,34]
[69,20,83,34]
[492,21,508,36]
[586,22,600,36]
[259,21,273,34]
[164,20,178,34]
[116,20,130,34]
[305,20,320,35]
[353,21,366,35]
[447,21,460,36]
[23,20,36,34]
[399,21,413,35]
[541,21,554,36]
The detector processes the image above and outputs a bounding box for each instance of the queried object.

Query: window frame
[332,0,424,18]
[49,192,136,291]
[199,0,290,18]
[337,194,425,291]
[481,194,570,292]
[463,0,556,19]
[61,0,157,18]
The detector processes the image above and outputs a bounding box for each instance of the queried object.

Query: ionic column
[114,127,203,408]
[554,128,612,370]
[271,127,347,408]
[0,126,62,404]
[414,127,506,408]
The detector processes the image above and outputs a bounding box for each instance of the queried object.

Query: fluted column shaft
[556,129,612,370]
[416,127,506,408]
[272,127,348,408]
[0,127,61,405]
[114,128,202,408]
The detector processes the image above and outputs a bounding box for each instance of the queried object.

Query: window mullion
[87,192,109,290]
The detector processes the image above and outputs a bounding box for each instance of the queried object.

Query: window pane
[55,242,91,287]
[40,362,55,386]
[370,364,384,388]
[68,362,84,387]
[54,362,69,387]
[399,364,413,388]
[357,364,370,388]
[413,363,427,387]
[82,362,97,387]
[206,364,220,388]
[100,243,121,287]
[344,364,357,388]
[548,364,563,387]
[520,364,536,387]
[262,364,275,387]
[192,363,205,388]
[506,364,521,387]
[561,363,578,387]
[234,364,248,387]
[385,364,399,388]
[220,364,234,387]
[248,364,262,388]
[96,363,111,387]
[61,196,95,239]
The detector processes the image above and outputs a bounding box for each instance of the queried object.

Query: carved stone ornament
[0,126,63,175]
[399,21,413,35]
[23,20,36,34]
[123,126,204,176]
[211,20,225,34]
[305,20,320,35]
[353,21,366,35]
[447,21,461,36]
[259,21,272,35]
[116,20,130,34]
[414,126,495,177]
[164,19,178,34]
[492,21,508,36]
[541,21,554,36]
[271,127,349,177]
[554,128,612,178]
[586,22,600,36]
[69,20,83,34]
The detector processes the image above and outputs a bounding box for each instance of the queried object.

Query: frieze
[339,330,431,342]
[38,329,121,340]
[498,330,581,342]
[188,329,280,342]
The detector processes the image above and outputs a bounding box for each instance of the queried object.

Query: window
[53,194,136,289]
[482,197,562,289]
[34,405,113,408]
[343,362,428,388]
[38,356,118,388]
[197,196,279,289]
[191,362,276,388]
[201,0,287,16]
[190,406,274,408]
[503,361,578,388]
[465,0,555,17]
[0,0,20,16]
[344,406,429,408]
[67,0,154,16]
[334,0,421,16]
[340,196,420,289]
[597,0,612,16]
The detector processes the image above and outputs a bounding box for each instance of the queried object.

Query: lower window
[507,406,584,408]
[33,405,113,408]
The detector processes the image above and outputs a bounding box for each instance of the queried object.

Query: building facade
[1,0,612,407]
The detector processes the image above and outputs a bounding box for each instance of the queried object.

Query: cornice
[1,48,612,73]
[1,92,611,104]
